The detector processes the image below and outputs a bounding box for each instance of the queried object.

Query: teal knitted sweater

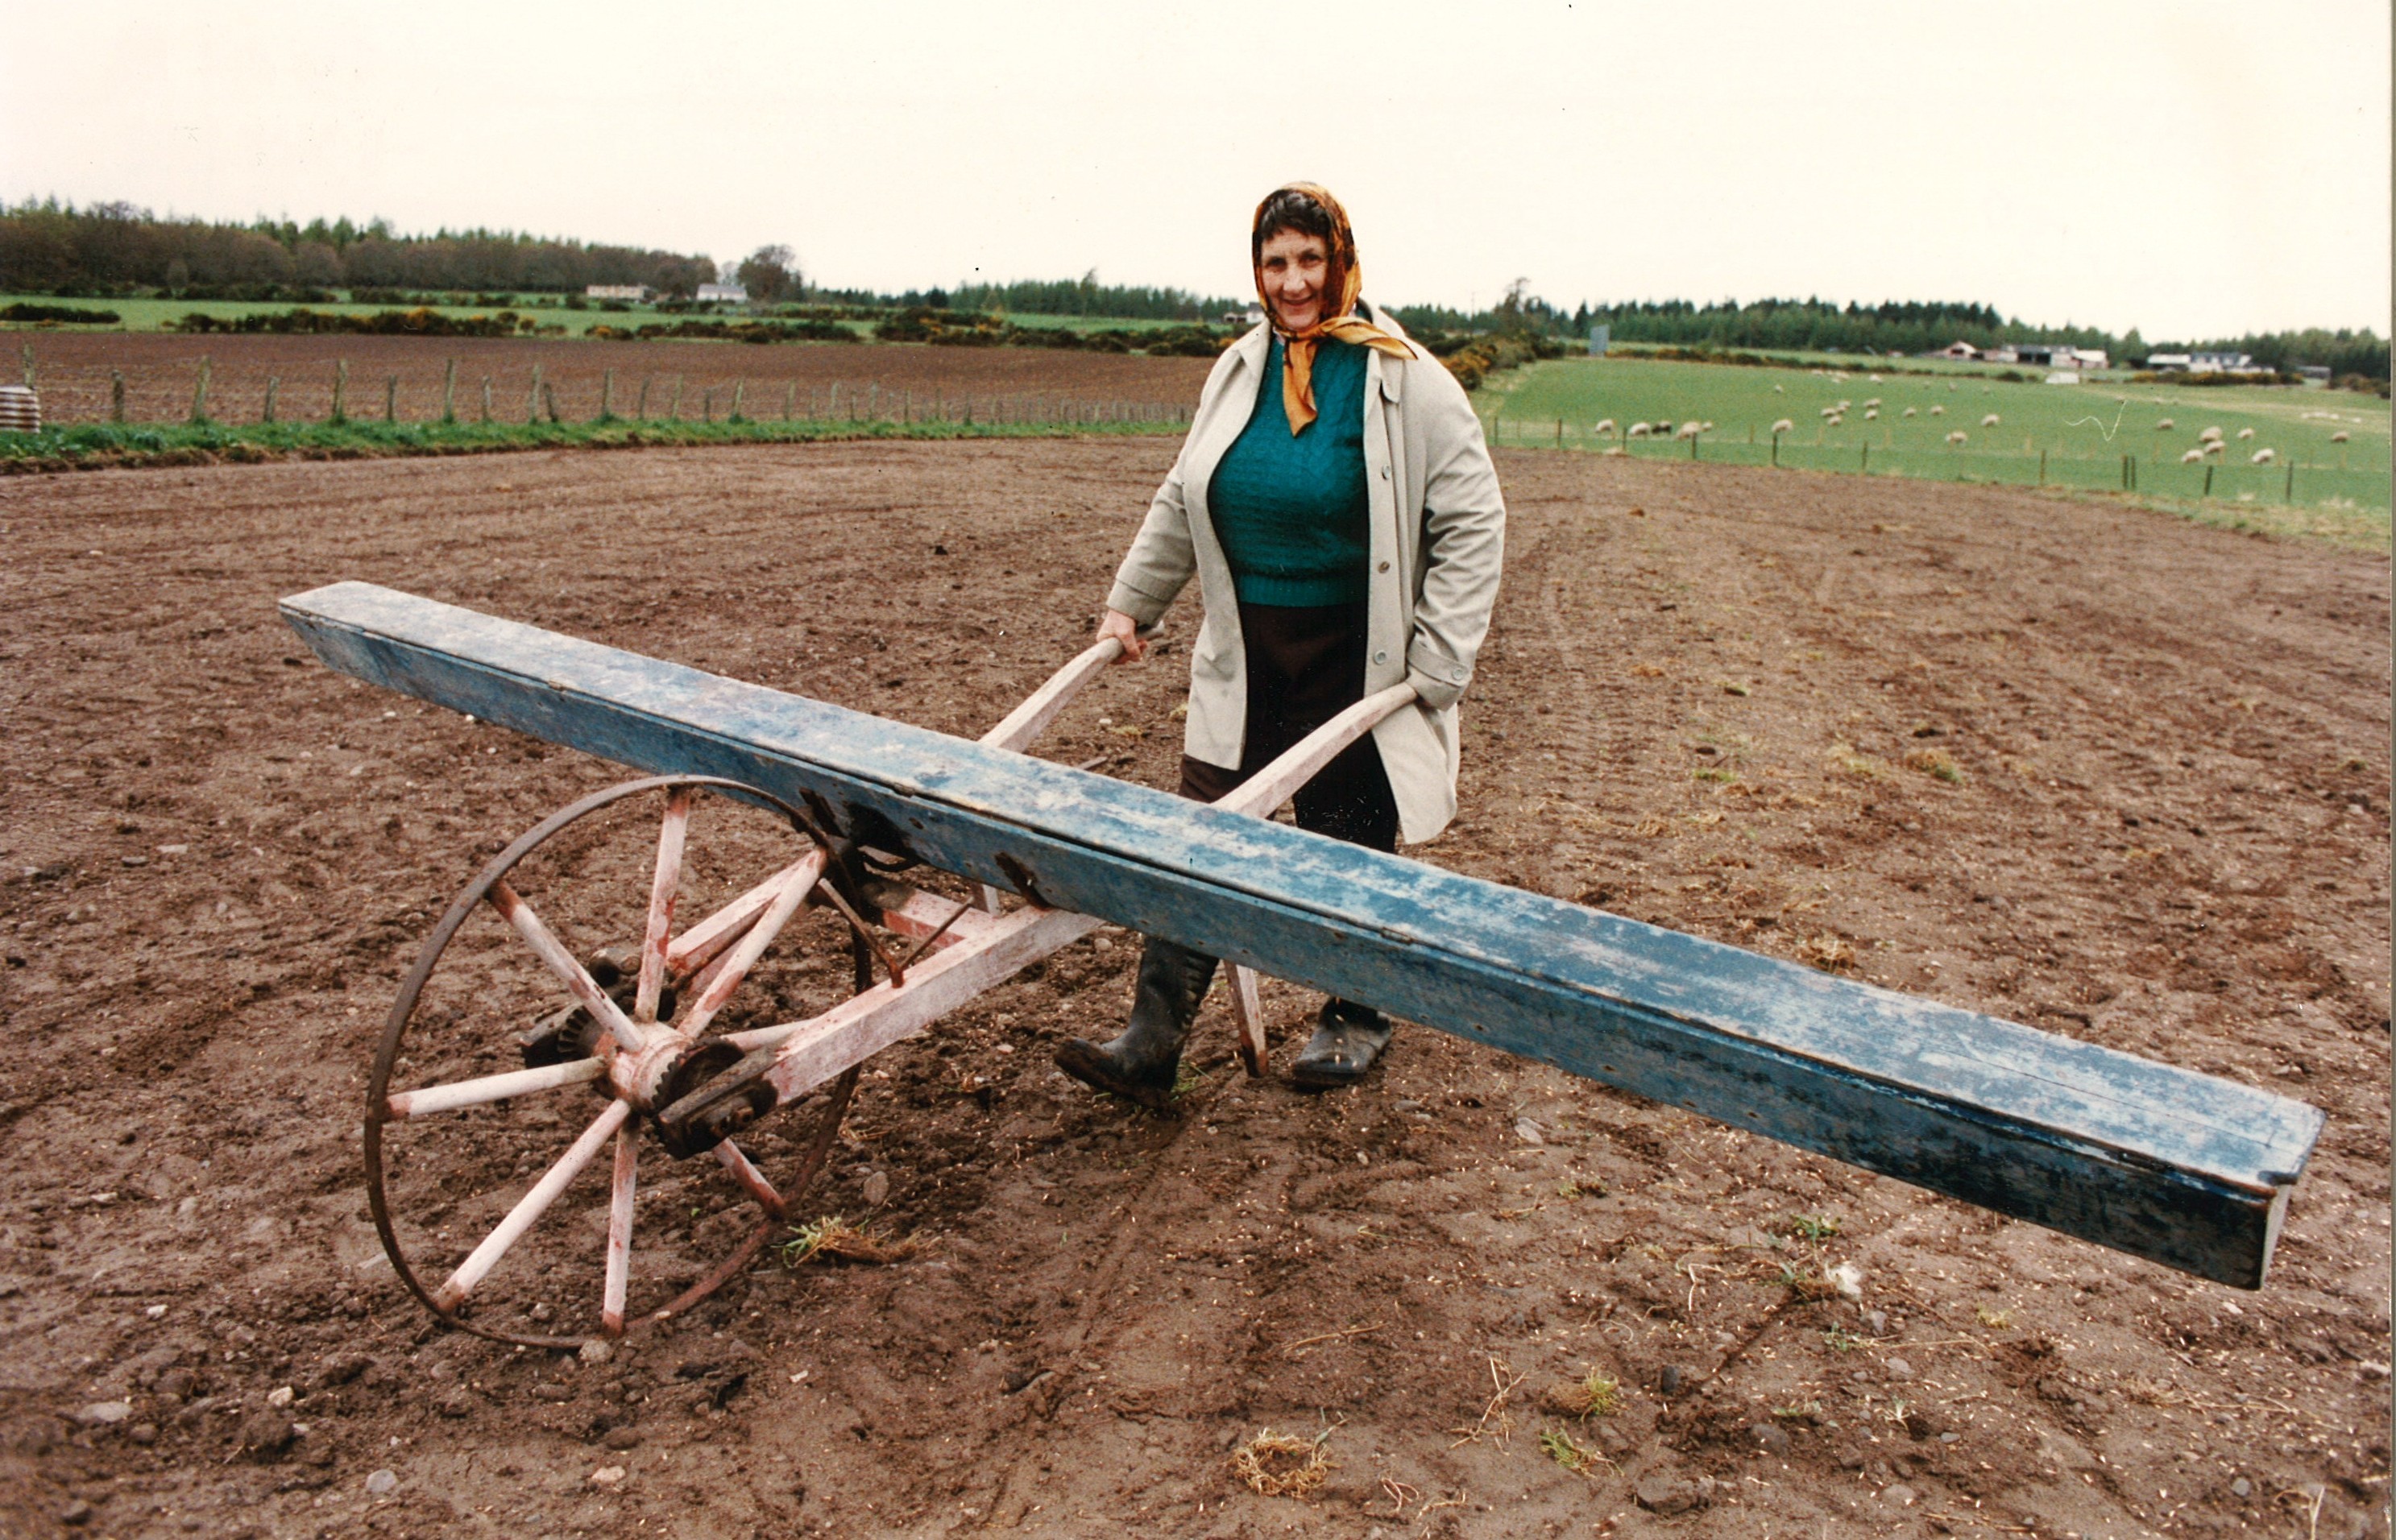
[1206,334,1370,607]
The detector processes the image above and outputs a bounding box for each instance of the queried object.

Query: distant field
[0,292,879,338]
[1483,354,2390,543]
[0,293,1221,340]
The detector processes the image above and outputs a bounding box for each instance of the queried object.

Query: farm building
[1221,306,1266,328]
[585,284,653,302]
[2145,350,2260,375]
[1936,340,1981,359]
[695,283,749,304]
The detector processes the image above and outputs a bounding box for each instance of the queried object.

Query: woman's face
[1258,227,1331,332]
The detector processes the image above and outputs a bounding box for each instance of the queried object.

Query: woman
[1055,182,1506,1109]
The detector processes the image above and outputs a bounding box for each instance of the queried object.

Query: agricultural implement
[281,582,2323,1349]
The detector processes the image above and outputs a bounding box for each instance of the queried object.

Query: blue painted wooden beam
[281,582,2323,1289]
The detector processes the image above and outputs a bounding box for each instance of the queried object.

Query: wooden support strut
[281,583,2325,1288]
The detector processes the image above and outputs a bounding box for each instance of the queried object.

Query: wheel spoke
[487,880,645,1052]
[636,789,695,1024]
[667,855,818,979]
[1229,963,1268,1076]
[384,1057,604,1120]
[678,850,824,1037]
[602,1120,639,1335]
[714,1138,786,1219]
[433,1098,631,1312]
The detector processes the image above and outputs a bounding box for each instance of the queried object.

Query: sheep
[2236,427,2255,441]
[1863,397,1882,408]
[2203,438,2226,457]
[2331,430,2351,443]
[2251,447,2276,464]
[1826,415,1845,429]
[1594,418,1616,436]
[1771,418,1795,434]
[1820,406,1840,418]
[2154,418,2174,431]
[1677,420,1703,440]
[1627,422,1652,438]
[1701,420,1714,432]
[1774,383,1785,393]
[2198,424,2224,441]
[1930,404,1945,416]
[1980,413,2001,428]
[1864,408,1880,420]
[1901,406,1917,418]
[1946,430,1968,446]
[2180,447,2205,463]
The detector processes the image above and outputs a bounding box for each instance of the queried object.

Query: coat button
[1377,561,1391,573]
[1378,466,1391,478]
[1373,649,1389,664]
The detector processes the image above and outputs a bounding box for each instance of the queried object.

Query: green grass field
[0,293,884,339]
[0,412,1187,473]
[1482,354,2390,546]
[0,293,1216,340]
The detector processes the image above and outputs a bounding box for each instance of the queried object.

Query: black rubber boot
[1289,998,1393,1088]
[1054,938,1218,1112]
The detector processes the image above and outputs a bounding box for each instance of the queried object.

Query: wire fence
[1483,416,2390,515]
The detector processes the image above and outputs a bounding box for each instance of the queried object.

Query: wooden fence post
[1860,443,1868,473]
[543,381,561,424]
[384,375,398,423]
[263,375,280,424]
[331,359,348,423]
[18,342,32,388]
[600,369,615,421]
[2202,463,2214,497]
[480,377,493,423]
[669,376,684,421]
[442,358,458,424]
[526,363,543,425]
[2285,460,2294,503]
[189,356,211,424]
[2038,449,2046,485]
[110,369,126,424]
[784,382,796,421]
[731,381,745,422]
[636,375,653,420]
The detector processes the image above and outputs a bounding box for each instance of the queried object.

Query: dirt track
[0,441,2387,1539]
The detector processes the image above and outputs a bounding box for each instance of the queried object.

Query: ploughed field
[15,333,1217,428]
[0,441,2387,1539]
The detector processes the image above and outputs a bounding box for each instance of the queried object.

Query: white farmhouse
[696,283,749,304]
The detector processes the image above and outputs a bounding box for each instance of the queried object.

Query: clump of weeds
[1231,1428,1331,1497]
[777,1215,914,1268]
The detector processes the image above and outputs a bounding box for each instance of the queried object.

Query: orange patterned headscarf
[1252,182,1413,435]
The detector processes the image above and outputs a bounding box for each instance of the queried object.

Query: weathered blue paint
[281,582,2323,1289]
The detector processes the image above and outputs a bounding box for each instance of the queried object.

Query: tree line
[1393,288,2388,380]
[0,198,715,300]
[2,200,2381,379]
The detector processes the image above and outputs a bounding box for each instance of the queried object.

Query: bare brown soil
[16,334,1217,428]
[0,442,2387,1540]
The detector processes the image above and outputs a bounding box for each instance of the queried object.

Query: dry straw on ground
[1231,1429,1331,1498]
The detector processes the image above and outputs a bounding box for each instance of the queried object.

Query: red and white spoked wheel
[364,776,867,1349]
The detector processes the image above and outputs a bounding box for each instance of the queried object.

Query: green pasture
[0,293,881,339]
[0,293,1214,339]
[1482,355,2390,545]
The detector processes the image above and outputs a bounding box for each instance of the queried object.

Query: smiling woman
[1063,182,1507,1103]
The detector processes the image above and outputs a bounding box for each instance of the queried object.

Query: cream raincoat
[1104,302,1506,844]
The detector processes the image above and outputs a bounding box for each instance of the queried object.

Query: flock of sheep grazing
[1572,373,2345,480]
[2169,421,2282,465]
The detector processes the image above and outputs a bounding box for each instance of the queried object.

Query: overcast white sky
[3,0,2387,341]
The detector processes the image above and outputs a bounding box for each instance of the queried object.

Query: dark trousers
[1175,600,1399,851]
